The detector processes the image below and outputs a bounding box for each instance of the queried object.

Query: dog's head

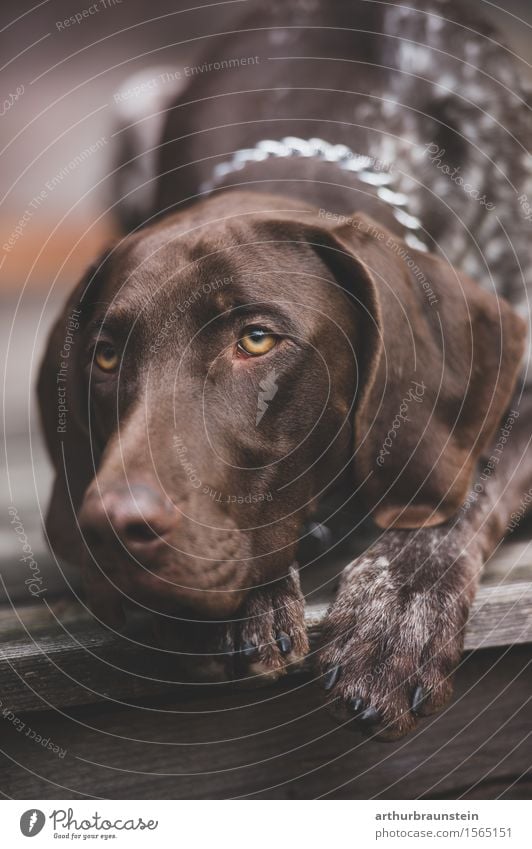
[38,192,525,621]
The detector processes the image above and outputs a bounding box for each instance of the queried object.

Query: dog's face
[39,192,525,623]
[77,197,360,617]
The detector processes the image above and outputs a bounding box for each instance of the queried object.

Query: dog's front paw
[227,565,309,683]
[155,566,309,683]
[316,543,473,740]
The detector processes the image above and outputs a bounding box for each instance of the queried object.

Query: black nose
[79,483,177,554]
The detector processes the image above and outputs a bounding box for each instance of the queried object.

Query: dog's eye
[94,341,119,372]
[238,327,277,357]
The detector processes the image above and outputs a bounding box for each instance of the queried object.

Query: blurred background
[1,0,532,597]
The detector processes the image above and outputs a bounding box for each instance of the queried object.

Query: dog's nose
[80,483,177,553]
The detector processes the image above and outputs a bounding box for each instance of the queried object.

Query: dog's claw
[358,706,380,725]
[276,632,292,655]
[349,696,364,714]
[323,664,341,690]
[411,685,427,715]
[240,640,259,660]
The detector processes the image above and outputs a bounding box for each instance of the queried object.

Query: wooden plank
[0,544,531,714]
[0,646,530,800]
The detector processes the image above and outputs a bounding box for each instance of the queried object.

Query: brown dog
[39,0,531,739]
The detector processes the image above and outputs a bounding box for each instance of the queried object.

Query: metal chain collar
[199,136,428,251]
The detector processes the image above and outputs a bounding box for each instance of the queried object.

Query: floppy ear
[37,251,112,562]
[262,207,526,528]
[323,213,526,528]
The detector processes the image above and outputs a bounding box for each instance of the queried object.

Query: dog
[38,0,532,740]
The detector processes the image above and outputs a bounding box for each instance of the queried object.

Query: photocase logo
[256,368,278,425]
[20,810,46,837]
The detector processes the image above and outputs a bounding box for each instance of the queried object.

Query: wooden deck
[1,539,531,799]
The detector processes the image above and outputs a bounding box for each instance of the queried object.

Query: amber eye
[237,327,277,357]
[94,341,119,372]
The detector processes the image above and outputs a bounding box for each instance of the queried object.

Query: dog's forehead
[99,215,327,324]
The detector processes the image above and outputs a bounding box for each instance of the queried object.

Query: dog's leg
[154,565,309,683]
[316,398,532,740]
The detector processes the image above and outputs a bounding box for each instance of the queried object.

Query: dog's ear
[263,208,526,528]
[326,213,526,528]
[37,250,112,561]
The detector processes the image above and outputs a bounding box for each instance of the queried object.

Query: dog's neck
[199,136,428,252]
